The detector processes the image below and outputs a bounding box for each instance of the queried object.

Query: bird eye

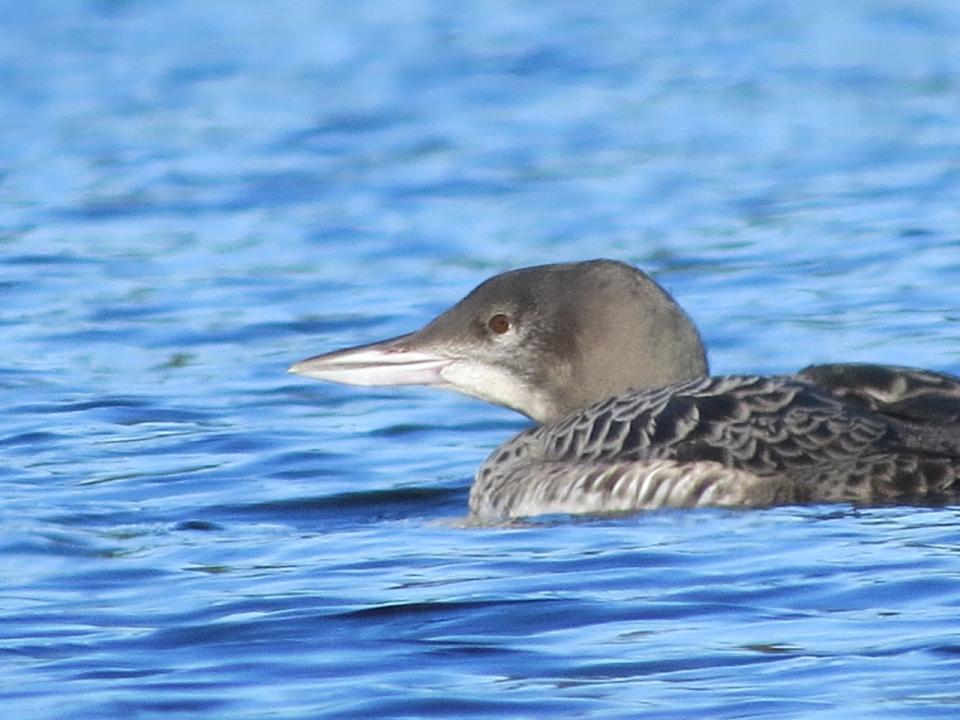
[487,313,512,335]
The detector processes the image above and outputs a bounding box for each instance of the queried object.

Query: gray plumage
[290,260,960,519]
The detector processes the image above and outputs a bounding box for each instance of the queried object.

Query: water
[3,1,960,717]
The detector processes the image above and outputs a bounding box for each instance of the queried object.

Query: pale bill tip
[287,348,453,386]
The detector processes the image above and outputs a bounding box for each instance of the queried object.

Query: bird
[289,259,960,519]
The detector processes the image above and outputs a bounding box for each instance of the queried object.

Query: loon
[289,259,960,519]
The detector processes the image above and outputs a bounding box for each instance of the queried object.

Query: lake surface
[3,1,960,718]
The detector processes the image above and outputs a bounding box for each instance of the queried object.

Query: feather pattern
[470,365,960,519]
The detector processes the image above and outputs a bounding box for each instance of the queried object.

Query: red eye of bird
[487,313,512,335]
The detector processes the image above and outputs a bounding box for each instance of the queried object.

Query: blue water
[3,1,960,717]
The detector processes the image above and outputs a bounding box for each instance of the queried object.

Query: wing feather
[471,368,960,518]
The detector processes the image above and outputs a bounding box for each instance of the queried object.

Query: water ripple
[3,1,960,719]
